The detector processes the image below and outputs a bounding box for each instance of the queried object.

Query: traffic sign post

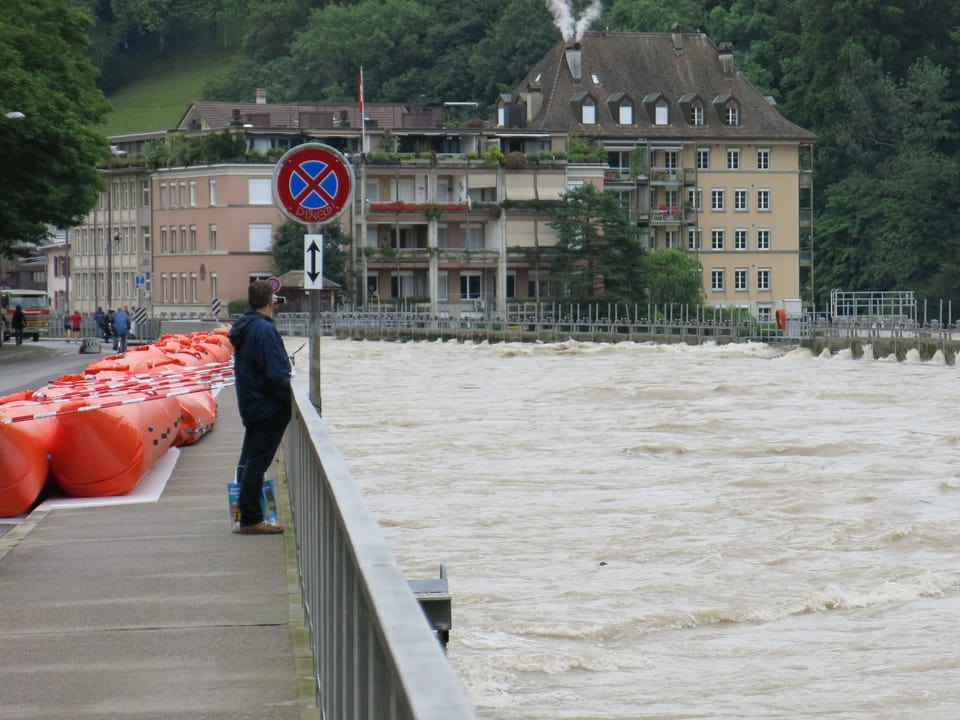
[272,143,355,414]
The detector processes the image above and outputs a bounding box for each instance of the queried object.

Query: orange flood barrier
[0,331,234,517]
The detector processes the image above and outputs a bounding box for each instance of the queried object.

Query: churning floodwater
[313,337,960,720]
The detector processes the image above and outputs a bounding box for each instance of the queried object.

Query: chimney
[718,42,735,75]
[565,43,582,82]
[671,22,682,51]
[255,88,267,104]
[525,82,542,122]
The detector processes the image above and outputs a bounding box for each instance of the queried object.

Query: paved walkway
[0,389,318,719]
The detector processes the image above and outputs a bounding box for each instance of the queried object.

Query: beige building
[65,31,813,321]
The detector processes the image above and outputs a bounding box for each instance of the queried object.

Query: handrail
[285,377,476,720]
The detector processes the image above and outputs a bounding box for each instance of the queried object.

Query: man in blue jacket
[229,279,291,534]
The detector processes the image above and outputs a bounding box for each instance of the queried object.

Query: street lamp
[108,230,119,309]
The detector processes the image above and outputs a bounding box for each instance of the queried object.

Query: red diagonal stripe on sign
[292,164,336,207]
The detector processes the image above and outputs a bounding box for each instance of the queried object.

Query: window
[209,179,217,206]
[757,229,771,250]
[171,273,178,302]
[161,273,169,302]
[180,274,187,303]
[180,226,187,253]
[724,104,739,126]
[757,148,770,170]
[734,189,748,211]
[711,268,725,291]
[757,305,772,322]
[757,268,771,291]
[462,225,483,250]
[391,272,413,297]
[687,187,702,211]
[189,181,197,207]
[190,225,197,251]
[687,228,702,251]
[618,104,633,124]
[711,229,725,251]
[460,272,481,299]
[734,268,748,291]
[691,105,704,126]
[249,223,273,252]
[191,273,198,303]
[757,189,771,211]
[664,229,679,249]
[436,225,448,248]
[160,227,168,253]
[727,148,740,170]
[160,184,168,209]
[711,189,725,211]
[734,228,748,250]
[123,181,130,209]
[437,271,448,301]
[663,151,678,171]
[248,178,273,205]
[180,182,187,207]
[209,224,217,251]
[696,148,710,170]
[655,100,669,125]
[582,98,596,124]
[211,273,218,302]
[142,226,150,252]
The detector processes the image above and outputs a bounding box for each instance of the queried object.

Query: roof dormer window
[713,94,740,126]
[679,93,705,126]
[607,93,634,126]
[655,100,669,125]
[724,103,739,126]
[643,92,669,125]
[570,92,597,125]
[591,72,600,84]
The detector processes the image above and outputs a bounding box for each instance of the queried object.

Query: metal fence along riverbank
[269,310,960,363]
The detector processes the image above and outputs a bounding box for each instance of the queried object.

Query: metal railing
[285,377,476,720]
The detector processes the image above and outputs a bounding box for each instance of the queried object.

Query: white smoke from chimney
[573,0,602,42]
[546,0,602,43]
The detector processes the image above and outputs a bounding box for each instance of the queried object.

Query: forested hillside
[76,0,960,310]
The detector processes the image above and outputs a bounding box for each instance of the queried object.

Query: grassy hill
[101,47,238,136]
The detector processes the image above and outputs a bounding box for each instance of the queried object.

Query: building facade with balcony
[504,30,816,319]
[61,32,813,321]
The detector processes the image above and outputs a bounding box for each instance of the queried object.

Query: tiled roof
[517,31,816,142]
[177,101,439,133]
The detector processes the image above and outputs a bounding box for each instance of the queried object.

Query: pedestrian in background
[70,309,82,340]
[228,279,291,535]
[11,305,26,346]
[111,306,130,355]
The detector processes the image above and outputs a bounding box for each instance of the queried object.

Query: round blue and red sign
[273,143,355,226]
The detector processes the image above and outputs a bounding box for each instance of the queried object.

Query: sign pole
[307,228,323,412]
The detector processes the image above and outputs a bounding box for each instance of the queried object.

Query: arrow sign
[304,234,323,290]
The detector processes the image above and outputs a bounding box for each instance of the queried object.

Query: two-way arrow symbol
[306,238,321,283]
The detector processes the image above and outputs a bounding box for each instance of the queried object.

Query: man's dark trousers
[237,414,289,526]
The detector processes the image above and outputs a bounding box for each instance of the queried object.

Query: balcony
[366,201,471,219]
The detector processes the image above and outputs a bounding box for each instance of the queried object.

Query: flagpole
[359,65,366,154]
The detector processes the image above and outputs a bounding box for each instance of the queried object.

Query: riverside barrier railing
[284,376,477,720]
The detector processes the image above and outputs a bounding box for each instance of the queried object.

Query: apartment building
[64,31,812,320]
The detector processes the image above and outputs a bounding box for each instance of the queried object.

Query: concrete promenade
[0,389,318,719]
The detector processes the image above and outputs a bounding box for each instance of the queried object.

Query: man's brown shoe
[238,521,284,535]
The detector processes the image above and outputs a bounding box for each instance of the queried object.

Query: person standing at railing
[229,279,291,535]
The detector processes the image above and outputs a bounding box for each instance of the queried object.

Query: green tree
[642,249,703,306]
[272,221,352,289]
[0,0,109,254]
[547,184,646,303]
